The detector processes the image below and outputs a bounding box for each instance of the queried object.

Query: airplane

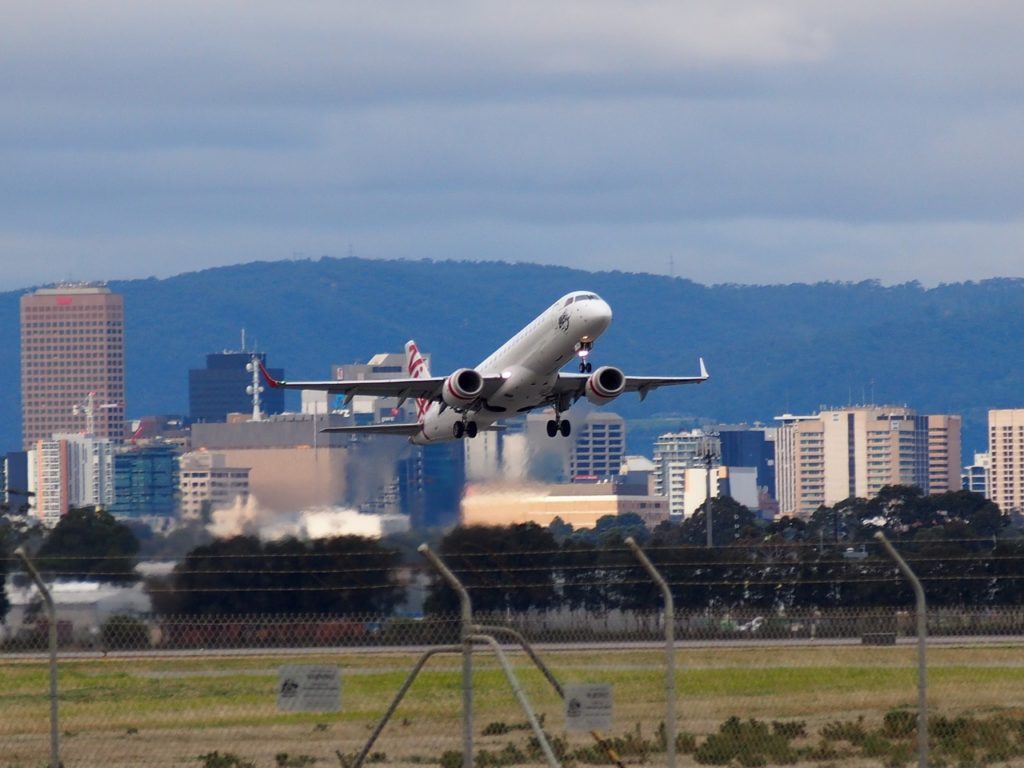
[259,290,708,444]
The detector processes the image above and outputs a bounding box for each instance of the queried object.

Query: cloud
[1,2,1023,288]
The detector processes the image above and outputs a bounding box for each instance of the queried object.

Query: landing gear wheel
[585,362,592,373]
[465,421,478,439]
[560,420,572,437]
[546,419,558,438]
[453,422,465,439]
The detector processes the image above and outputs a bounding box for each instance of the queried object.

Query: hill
[2,257,1023,455]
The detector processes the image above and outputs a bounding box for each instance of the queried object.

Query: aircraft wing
[554,358,709,400]
[259,361,502,402]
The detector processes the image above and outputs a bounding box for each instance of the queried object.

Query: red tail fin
[404,340,431,422]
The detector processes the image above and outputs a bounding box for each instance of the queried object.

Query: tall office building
[2,452,29,514]
[718,426,777,498]
[109,443,180,520]
[775,407,962,518]
[188,351,284,423]
[652,430,720,517]
[20,284,126,449]
[988,409,1024,512]
[569,412,626,481]
[926,414,961,494]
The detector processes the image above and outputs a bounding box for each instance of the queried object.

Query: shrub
[102,615,150,650]
[882,710,916,739]
[197,753,255,768]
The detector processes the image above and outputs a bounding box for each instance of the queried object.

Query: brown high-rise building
[20,285,126,449]
[775,407,962,518]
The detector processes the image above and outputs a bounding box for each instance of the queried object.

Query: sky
[2,1,1023,289]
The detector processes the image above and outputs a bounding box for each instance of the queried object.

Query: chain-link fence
[5,556,1024,766]
[6,607,1024,767]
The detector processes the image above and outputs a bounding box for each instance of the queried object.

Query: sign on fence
[277,665,341,712]
[564,683,613,731]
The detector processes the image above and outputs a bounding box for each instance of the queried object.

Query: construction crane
[72,392,119,437]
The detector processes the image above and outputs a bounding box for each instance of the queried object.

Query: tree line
[2,486,1022,618]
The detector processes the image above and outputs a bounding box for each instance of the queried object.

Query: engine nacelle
[443,368,485,409]
[585,365,626,405]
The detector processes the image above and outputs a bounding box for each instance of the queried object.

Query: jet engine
[585,366,626,405]
[442,368,485,409]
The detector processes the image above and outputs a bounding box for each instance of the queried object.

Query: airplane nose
[585,299,613,334]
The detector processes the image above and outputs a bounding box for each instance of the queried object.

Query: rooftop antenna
[245,355,264,422]
[241,328,247,353]
[669,254,675,278]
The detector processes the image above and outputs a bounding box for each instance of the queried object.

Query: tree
[425,524,559,614]
[160,535,402,615]
[0,525,10,621]
[35,507,139,583]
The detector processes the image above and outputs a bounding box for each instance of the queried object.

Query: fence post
[419,544,474,768]
[874,532,928,768]
[625,537,676,768]
[15,546,60,768]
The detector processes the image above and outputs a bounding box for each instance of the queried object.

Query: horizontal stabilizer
[321,423,506,437]
[320,423,423,436]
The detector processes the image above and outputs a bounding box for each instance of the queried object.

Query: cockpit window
[576,294,599,302]
[563,297,575,306]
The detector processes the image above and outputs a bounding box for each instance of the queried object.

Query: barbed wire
[17,552,1024,578]
[9,572,1021,593]
[2,535,1016,564]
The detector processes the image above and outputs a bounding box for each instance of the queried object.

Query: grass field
[4,644,1024,767]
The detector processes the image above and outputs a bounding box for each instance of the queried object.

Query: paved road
[3,634,1023,662]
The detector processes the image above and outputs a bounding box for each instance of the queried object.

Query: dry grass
[3,643,1024,767]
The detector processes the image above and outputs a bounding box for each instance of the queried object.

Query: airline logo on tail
[404,340,431,422]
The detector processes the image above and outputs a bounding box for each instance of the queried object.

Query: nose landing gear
[577,341,593,373]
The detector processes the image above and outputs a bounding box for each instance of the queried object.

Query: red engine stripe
[446,377,476,401]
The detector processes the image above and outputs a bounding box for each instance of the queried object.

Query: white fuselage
[412,291,613,443]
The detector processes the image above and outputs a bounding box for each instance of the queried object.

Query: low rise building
[461,481,669,529]
[178,451,251,521]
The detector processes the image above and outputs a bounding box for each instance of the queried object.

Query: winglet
[699,357,709,380]
[257,359,282,388]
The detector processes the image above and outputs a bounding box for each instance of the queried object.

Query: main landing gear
[453,420,479,439]
[546,416,571,438]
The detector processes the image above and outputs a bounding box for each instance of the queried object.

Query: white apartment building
[652,430,720,517]
[775,407,962,518]
[988,409,1024,512]
[962,452,990,497]
[27,434,115,526]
